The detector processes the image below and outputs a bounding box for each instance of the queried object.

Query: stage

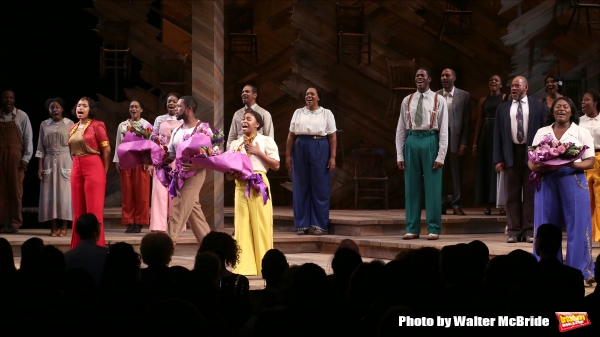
[8,207,600,292]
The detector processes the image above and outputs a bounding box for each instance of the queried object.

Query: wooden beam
[499,0,523,15]
[192,0,225,231]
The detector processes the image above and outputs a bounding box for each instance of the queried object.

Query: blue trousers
[292,136,330,231]
[533,167,595,279]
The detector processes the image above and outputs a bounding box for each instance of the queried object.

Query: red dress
[68,119,110,248]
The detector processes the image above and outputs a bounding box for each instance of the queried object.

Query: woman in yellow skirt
[228,109,280,276]
[580,90,600,241]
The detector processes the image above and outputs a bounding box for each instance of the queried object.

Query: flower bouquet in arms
[168,122,226,197]
[528,133,589,190]
[190,149,270,205]
[117,122,167,169]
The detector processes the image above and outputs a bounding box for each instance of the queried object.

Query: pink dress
[150,119,182,231]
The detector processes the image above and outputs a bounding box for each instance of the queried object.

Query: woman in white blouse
[228,109,280,276]
[580,90,600,242]
[285,87,337,235]
[528,97,596,284]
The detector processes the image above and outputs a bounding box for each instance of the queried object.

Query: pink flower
[551,140,559,148]
[542,144,550,150]
[557,145,566,154]
[548,148,559,158]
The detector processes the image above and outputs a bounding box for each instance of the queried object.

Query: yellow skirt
[585,153,600,241]
[232,171,274,276]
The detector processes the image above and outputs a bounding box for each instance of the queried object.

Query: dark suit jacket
[493,96,546,168]
[64,239,108,286]
[537,257,584,310]
[437,87,471,153]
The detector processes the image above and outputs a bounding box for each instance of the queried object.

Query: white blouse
[532,123,595,162]
[579,115,600,150]
[229,134,280,173]
[289,107,336,136]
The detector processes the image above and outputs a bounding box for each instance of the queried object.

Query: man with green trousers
[395,68,448,240]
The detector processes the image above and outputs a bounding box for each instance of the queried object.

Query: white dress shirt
[1,107,33,162]
[229,134,280,173]
[395,89,449,163]
[443,86,455,125]
[289,107,337,136]
[510,95,529,144]
[579,114,600,150]
[113,118,151,162]
[532,123,595,162]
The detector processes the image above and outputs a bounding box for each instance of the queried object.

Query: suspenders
[406,92,438,131]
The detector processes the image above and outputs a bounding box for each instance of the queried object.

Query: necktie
[516,100,524,143]
[415,94,423,127]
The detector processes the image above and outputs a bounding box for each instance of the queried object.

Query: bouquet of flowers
[166,122,226,197]
[190,149,270,205]
[117,122,167,170]
[528,133,589,190]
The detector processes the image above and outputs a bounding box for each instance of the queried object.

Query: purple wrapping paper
[169,133,213,197]
[189,151,254,178]
[117,132,165,170]
[528,145,589,190]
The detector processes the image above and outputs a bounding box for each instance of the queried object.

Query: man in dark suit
[64,213,108,285]
[535,224,584,310]
[437,68,471,215]
[493,76,546,243]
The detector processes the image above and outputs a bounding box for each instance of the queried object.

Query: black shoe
[125,224,134,233]
[7,226,18,234]
[132,224,143,233]
[296,229,307,235]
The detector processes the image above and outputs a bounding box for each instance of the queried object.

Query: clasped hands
[397,161,444,170]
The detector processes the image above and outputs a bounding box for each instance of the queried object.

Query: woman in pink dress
[150,93,182,232]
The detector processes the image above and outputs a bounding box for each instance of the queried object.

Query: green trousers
[404,130,442,235]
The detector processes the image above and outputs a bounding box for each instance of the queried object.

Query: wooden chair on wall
[228,7,258,64]
[386,58,417,117]
[352,148,388,210]
[564,0,600,37]
[437,0,473,42]
[99,20,131,79]
[336,3,371,65]
[156,53,187,96]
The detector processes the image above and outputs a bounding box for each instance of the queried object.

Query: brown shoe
[427,234,439,240]
[50,231,59,237]
[403,233,420,240]
[453,208,466,215]
[58,229,68,237]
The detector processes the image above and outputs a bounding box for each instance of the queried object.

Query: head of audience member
[293,263,329,304]
[261,249,289,288]
[467,240,490,282]
[74,97,98,121]
[535,224,562,259]
[510,76,528,101]
[550,97,579,125]
[193,252,221,288]
[101,242,141,289]
[337,239,360,253]
[198,231,240,274]
[1,89,15,112]
[545,74,563,95]
[582,90,600,117]
[241,84,258,107]
[38,245,67,290]
[75,213,100,242]
[277,265,301,306]
[415,68,432,93]
[331,247,362,290]
[176,96,198,121]
[164,266,197,302]
[45,97,66,122]
[129,99,144,121]
[140,232,174,268]
[0,237,16,280]
[305,87,322,110]
[507,249,539,283]
[347,260,386,314]
[164,92,181,116]
[441,68,456,91]
[488,74,504,94]
[20,237,44,273]
[440,244,473,287]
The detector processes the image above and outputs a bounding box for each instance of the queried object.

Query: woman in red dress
[68,97,111,248]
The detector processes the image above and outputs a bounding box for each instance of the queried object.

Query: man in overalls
[395,69,449,240]
[0,90,33,233]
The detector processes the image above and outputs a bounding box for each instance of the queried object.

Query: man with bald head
[493,76,546,243]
